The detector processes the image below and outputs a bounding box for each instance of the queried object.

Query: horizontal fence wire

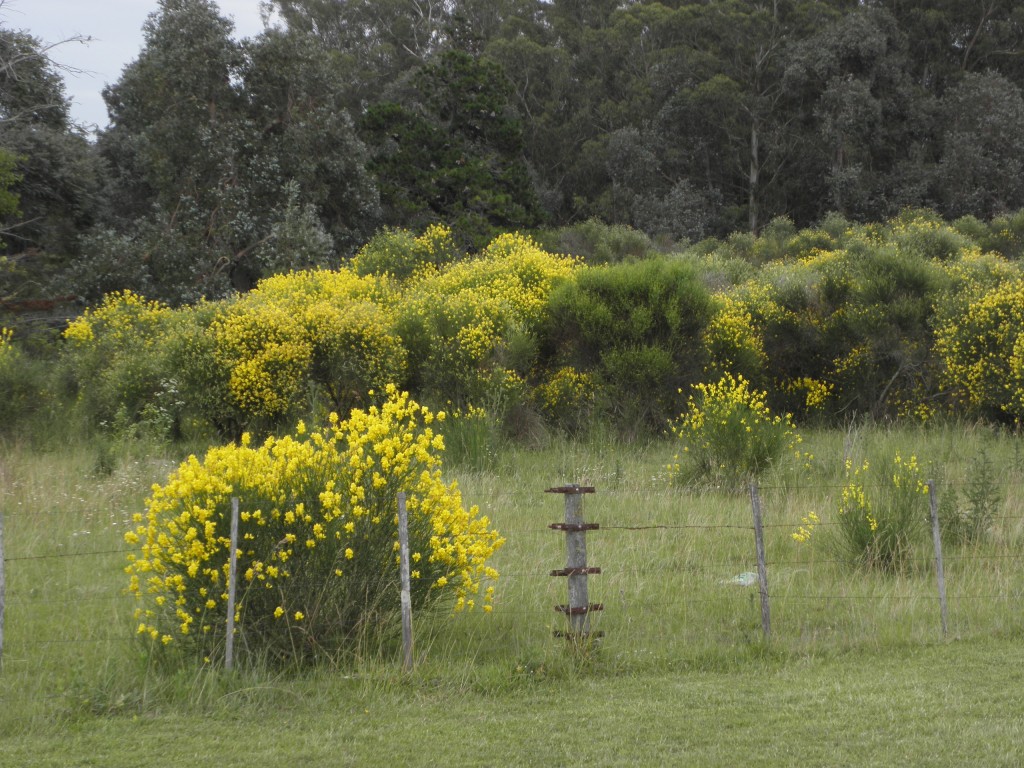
[3,476,1023,672]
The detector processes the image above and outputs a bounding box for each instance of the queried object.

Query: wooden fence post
[749,482,771,640]
[547,484,602,641]
[398,492,414,672]
[225,496,240,670]
[927,480,949,637]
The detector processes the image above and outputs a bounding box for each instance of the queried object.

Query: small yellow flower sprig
[125,384,504,662]
[0,326,13,354]
[791,511,820,544]
[669,372,803,486]
[831,453,929,572]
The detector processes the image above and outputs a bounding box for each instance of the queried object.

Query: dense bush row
[6,209,1024,445]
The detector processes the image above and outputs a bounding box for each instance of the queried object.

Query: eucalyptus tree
[359,48,541,247]
[89,0,378,303]
[935,71,1024,218]
[0,19,103,293]
[869,0,1024,89]
[782,6,933,221]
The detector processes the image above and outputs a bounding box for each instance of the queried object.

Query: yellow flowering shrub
[350,224,458,281]
[62,290,175,428]
[702,293,768,381]
[669,373,802,488]
[934,278,1024,422]
[398,232,579,402]
[63,289,171,347]
[211,304,314,420]
[819,453,929,572]
[206,268,406,423]
[535,366,597,435]
[125,385,504,663]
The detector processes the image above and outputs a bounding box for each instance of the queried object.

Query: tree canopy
[3,0,1024,304]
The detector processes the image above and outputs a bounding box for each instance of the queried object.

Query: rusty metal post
[547,484,602,640]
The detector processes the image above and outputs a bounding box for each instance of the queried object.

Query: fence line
[3,477,1023,677]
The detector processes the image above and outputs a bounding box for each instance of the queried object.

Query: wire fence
[2,475,1023,702]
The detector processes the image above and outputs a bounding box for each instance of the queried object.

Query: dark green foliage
[86,4,378,304]
[936,71,1024,219]
[359,50,541,249]
[543,258,713,430]
[0,28,104,265]
[940,450,1001,545]
[537,219,655,265]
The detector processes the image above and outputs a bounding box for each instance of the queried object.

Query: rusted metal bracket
[555,603,604,615]
[548,522,600,532]
[545,485,596,495]
[550,567,602,577]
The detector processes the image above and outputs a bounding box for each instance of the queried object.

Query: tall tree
[872,0,1024,90]
[783,6,932,221]
[267,0,451,110]
[359,49,540,246]
[0,19,103,292]
[935,70,1024,218]
[92,1,378,302]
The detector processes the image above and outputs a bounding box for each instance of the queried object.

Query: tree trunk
[748,120,759,234]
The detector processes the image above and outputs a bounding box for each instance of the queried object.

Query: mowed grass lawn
[3,637,1023,767]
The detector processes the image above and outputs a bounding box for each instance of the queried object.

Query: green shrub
[669,372,802,489]
[544,258,712,430]
[0,327,47,436]
[542,218,654,265]
[535,366,598,437]
[816,452,930,573]
[940,450,1000,545]
[889,210,971,262]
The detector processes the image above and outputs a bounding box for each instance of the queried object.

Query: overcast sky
[3,0,270,133]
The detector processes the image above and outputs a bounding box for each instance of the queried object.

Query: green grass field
[2,423,1024,765]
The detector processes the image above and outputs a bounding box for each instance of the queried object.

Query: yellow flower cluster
[791,511,820,544]
[669,372,801,485]
[934,278,1024,421]
[125,385,503,661]
[63,290,170,347]
[785,376,833,410]
[838,458,871,521]
[399,232,579,400]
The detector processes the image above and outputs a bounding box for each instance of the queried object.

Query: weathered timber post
[398,491,414,672]
[225,497,240,670]
[749,482,771,640]
[927,480,949,637]
[547,484,602,640]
